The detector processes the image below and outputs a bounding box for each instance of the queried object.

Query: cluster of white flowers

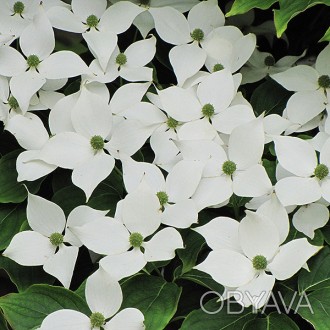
[0,0,329,328]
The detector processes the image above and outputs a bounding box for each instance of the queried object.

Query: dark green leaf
[177,230,205,275]
[0,284,90,330]
[250,79,292,116]
[0,151,42,203]
[226,0,277,16]
[298,246,330,293]
[0,205,26,250]
[52,185,85,216]
[179,269,224,293]
[243,312,299,329]
[0,256,54,292]
[298,287,330,330]
[180,298,255,330]
[274,0,330,37]
[121,274,181,330]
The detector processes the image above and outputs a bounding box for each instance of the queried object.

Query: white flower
[122,156,203,228]
[271,44,330,126]
[5,113,57,181]
[69,183,183,280]
[135,0,225,85]
[175,117,272,210]
[109,0,200,39]
[3,192,81,288]
[293,202,329,239]
[88,35,156,83]
[194,210,321,308]
[39,268,145,330]
[240,48,305,84]
[274,135,330,206]
[203,25,256,74]
[0,4,89,112]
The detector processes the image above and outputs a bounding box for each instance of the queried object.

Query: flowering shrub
[0,0,329,329]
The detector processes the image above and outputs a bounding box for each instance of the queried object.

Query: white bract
[0,4,89,112]
[122,156,203,228]
[194,210,321,308]
[3,192,82,288]
[274,136,330,206]
[69,183,183,280]
[241,48,306,84]
[271,44,330,127]
[39,268,145,329]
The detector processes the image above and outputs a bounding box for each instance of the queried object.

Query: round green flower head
[191,28,204,42]
[86,14,99,28]
[213,63,224,72]
[202,103,215,118]
[8,96,19,110]
[167,117,179,129]
[222,160,236,176]
[252,255,267,270]
[157,191,169,206]
[90,135,104,151]
[264,55,275,67]
[49,233,64,247]
[314,163,329,180]
[13,1,24,14]
[318,75,330,89]
[90,312,105,328]
[129,232,144,248]
[116,53,127,66]
[26,55,40,68]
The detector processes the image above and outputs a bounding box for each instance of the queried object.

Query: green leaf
[274,0,330,37]
[121,274,182,330]
[52,185,85,216]
[298,287,330,330]
[0,256,54,292]
[320,26,330,42]
[0,312,8,330]
[0,205,26,250]
[250,79,292,116]
[180,298,255,330]
[226,0,277,16]
[179,269,224,293]
[243,312,299,329]
[262,159,277,185]
[298,246,330,293]
[177,230,205,275]
[0,150,42,203]
[0,284,90,330]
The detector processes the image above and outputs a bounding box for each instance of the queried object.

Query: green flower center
[264,55,275,67]
[90,135,104,151]
[90,312,105,328]
[157,191,169,206]
[86,14,99,28]
[213,63,224,72]
[202,103,215,118]
[191,28,204,42]
[49,233,64,247]
[140,0,150,5]
[13,1,24,14]
[314,163,329,180]
[8,96,19,109]
[252,255,267,270]
[116,53,127,66]
[222,160,236,176]
[318,75,330,89]
[26,55,40,68]
[129,232,144,248]
[167,117,179,129]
